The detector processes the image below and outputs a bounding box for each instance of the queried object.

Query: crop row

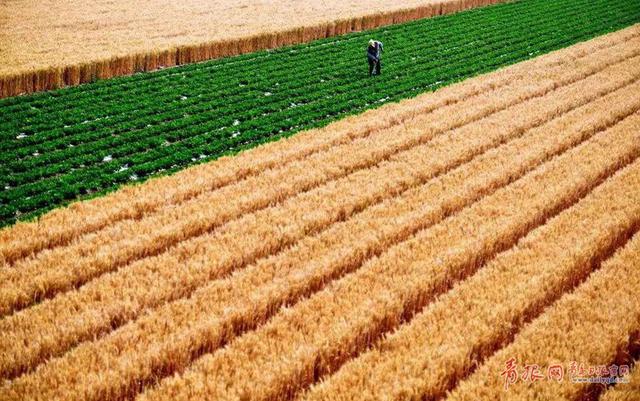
[2,25,636,268]
[447,224,640,401]
[0,7,585,187]
[3,45,634,322]
[0,3,527,136]
[302,149,640,401]
[4,52,637,381]
[4,58,640,401]
[1,0,638,226]
[0,0,539,122]
[131,107,640,401]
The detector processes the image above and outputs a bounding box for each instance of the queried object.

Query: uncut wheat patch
[0,0,507,97]
[5,63,638,392]
[129,110,640,401]
[2,26,636,266]
[300,147,640,401]
[446,228,640,401]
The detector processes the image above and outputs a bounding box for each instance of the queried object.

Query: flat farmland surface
[2,24,640,400]
[0,0,505,97]
[1,0,639,227]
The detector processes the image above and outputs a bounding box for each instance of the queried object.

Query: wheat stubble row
[2,39,639,325]
[300,146,640,401]
[128,109,640,401]
[446,228,640,401]
[2,26,637,267]
[4,62,639,389]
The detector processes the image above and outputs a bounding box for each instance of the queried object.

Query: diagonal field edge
[2,66,636,388]
[2,26,637,266]
[3,48,635,320]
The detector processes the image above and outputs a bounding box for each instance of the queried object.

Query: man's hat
[369,39,375,46]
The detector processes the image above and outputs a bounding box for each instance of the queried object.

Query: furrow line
[446,228,640,401]
[2,41,638,318]
[4,71,638,382]
[131,112,640,401]
[300,153,640,401]
[2,26,635,265]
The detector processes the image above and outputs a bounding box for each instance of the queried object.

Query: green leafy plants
[1,0,639,227]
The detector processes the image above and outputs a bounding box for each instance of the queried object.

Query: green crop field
[1,0,639,227]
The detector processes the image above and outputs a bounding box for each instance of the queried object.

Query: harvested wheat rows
[1,21,640,400]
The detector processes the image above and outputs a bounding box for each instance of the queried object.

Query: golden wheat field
[0,0,505,97]
[1,21,639,400]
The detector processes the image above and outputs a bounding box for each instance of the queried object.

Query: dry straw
[301,149,640,401]
[448,227,640,400]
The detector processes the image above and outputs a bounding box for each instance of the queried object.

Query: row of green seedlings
[0,0,541,158]
[0,0,525,116]
[4,0,636,223]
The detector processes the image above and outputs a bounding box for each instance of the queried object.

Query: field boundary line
[3,49,636,321]
[2,26,637,266]
[0,0,507,98]
[5,73,637,382]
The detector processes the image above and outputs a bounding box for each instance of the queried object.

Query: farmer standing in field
[367,39,384,76]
